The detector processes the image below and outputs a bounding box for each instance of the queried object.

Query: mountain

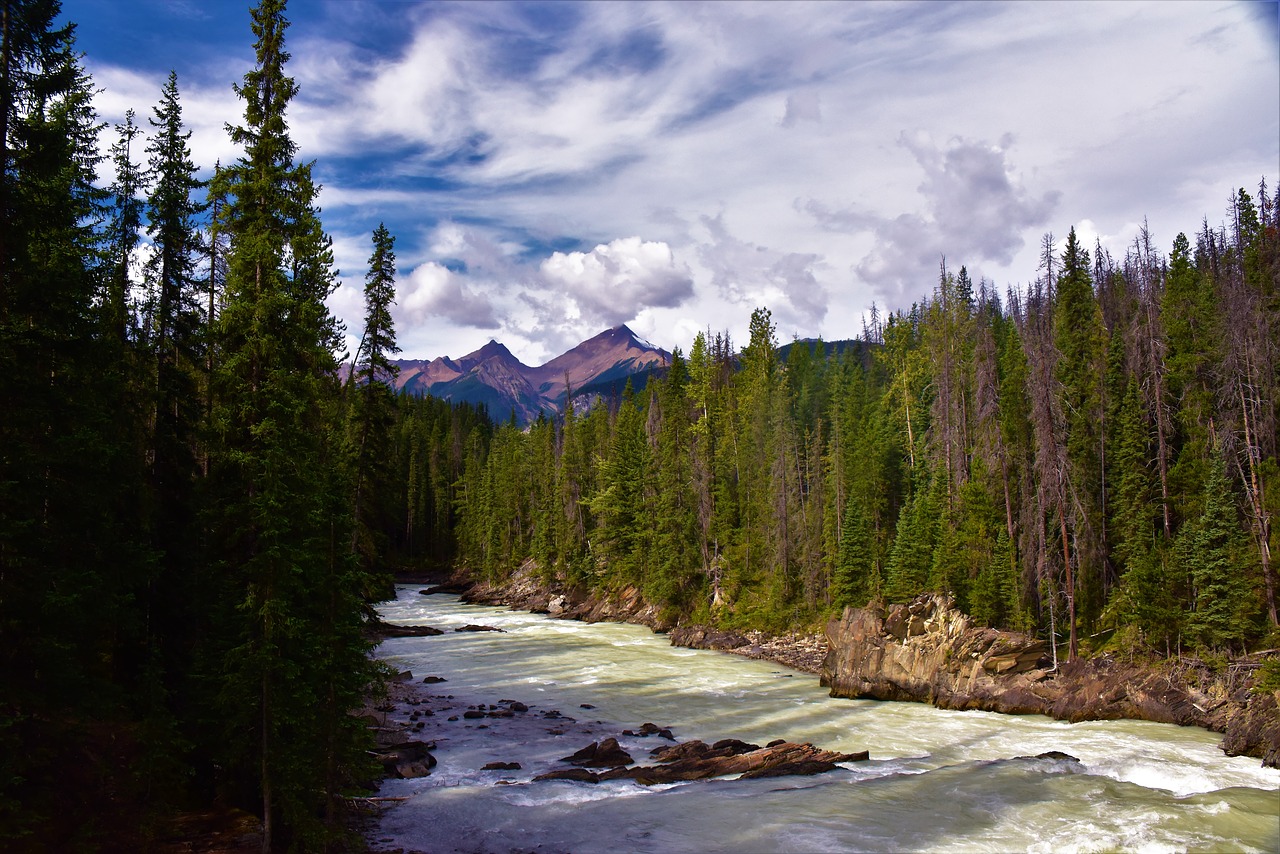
[388,325,671,425]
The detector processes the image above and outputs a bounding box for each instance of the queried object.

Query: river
[370,587,1279,853]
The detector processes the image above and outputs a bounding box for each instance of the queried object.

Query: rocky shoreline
[410,566,1280,768]
[356,667,870,807]
[823,594,1280,768]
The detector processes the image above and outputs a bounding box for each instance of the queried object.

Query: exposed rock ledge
[822,593,1280,768]
[459,559,674,631]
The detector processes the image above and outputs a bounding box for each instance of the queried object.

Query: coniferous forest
[452,212,1279,664]
[0,0,1277,849]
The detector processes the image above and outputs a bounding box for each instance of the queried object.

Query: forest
[0,0,1276,849]
[2,0,391,848]
[438,201,1279,667]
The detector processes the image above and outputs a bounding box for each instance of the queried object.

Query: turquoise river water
[370,587,1279,853]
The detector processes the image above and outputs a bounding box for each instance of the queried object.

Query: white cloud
[397,262,499,329]
[81,0,1279,362]
[90,65,246,175]
[539,237,693,328]
[696,214,828,331]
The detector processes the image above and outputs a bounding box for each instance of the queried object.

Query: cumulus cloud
[80,1,1276,361]
[539,237,693,328]
[397,262,499,329]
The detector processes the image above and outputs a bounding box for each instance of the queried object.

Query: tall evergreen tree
[1052,227,1105,657]
[1177,458,1257,650]
[0,1,146,841]
[105,107,143,342]
[138,69,208,771]
[205,1,375,846]
[348,222,400,579]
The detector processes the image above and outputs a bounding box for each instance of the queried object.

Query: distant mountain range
[385,325,671,425]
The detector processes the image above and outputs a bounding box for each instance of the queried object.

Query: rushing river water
[371,587,1279,853]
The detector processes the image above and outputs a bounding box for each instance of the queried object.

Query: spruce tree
[0,1,149,840]
[105,108,143,342]
[348,222,400,580]
[650,349,702,609]
[1177,459,1257,651]
[1051,227,1105,656]
[206,1,375,845]
[139,69,208,783]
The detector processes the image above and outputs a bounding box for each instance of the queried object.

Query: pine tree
[348,222,400,578]
[1052,227,1105,657]
[587,381,651,587]
[1163,231,1216,528]
[649,349,702,609]
[206,2,375,845]
[885,474,941,602]
[1177,459,1257,651]
[0,1,146,840]
[105,108,143,342]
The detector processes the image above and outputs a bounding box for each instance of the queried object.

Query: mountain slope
[386,325,670,424]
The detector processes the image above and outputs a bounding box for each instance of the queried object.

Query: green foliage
[1254,659,1280,694]
[1176,460,1258,651]
[445,189,1274,650]
[885,476,941,602]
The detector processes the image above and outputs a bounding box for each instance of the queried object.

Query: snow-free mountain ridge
[388,325,671,425]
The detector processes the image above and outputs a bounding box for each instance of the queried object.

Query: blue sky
[66,0,1279,364]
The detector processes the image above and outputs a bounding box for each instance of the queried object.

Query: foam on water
[371,588,1280,853]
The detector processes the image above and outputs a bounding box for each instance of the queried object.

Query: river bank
[408,565,1280,768]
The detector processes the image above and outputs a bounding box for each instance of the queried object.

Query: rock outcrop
[461,559,674,631]
[561,737,635,768]
[822,594,1280,767]
[369,620,445,638]
[375,741,436,779]
[533,738,867,785]
[669,626,829,674]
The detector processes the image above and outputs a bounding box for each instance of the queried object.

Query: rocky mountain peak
[389,326,670,425]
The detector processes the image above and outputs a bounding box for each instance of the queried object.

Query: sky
[65,0,1279,365]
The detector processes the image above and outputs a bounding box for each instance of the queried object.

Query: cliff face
[822,594,1280,768]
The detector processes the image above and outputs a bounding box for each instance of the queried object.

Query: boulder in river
[377,741,436,779]
[541,738,867,785]
[373,621,445,638]
[455,624,506,633]
[533,767,603,783]
[561,737,634,768]
[611,740,866,785]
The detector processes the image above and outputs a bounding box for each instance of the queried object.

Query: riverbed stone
[562,737,634,768]
[533,767,601,783]
[377,741,436,779]
[610,740,866,785]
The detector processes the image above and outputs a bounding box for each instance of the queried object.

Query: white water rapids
[370,587,1279,853]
